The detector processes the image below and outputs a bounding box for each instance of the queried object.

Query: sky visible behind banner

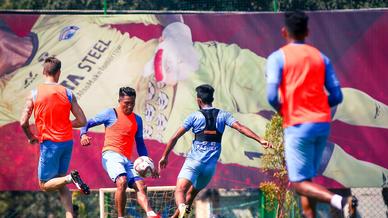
[0,10,387,190]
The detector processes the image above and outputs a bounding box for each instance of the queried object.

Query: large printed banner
[0,11,387,190]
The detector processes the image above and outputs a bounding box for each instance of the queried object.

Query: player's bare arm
[159,127,187,171]
[70,94,87,128]
[231,121,270,147]
[19,94,38,144]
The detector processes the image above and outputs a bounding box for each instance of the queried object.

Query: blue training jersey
[183,107,236,163]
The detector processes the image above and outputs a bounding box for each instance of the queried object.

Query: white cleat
[178,204,189,218]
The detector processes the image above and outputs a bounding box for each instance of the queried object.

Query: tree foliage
[259,114,300,218]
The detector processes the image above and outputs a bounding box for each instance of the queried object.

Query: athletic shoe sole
[71,170,90,195]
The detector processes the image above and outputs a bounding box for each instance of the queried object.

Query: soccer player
[20,57,90,218]
[266,11,358,218]
[1,14,388,188]
[80,87,160,218]
[158,84,269,218]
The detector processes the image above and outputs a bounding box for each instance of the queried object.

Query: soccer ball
[134,156,155,178]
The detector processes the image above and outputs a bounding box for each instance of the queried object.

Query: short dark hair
[285,11,309,39]
[195,84,214,104]
[43,57,61,76]
[119,87,136,98]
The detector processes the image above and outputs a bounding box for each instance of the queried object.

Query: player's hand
[80,134,91,146]
[158,157,168,173]
[143,22,200,85]
[260,140,271,148]
[151,168,160,179]
[28,135,39,144]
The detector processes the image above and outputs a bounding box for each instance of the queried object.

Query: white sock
[146,211,157,216]
[65,174,72,183]
[118,217,124,218]
[330,194,343,210]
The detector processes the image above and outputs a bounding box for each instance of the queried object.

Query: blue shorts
[284,133,328,182]
[178,158,217,190]
[102,151,143,187]
[38,140,73,182]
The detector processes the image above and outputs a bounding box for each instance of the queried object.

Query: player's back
[279,44,331,127]
[33,83,72,142]
[185,108,236,163]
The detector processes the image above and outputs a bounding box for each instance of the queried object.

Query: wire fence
[351,188,388,218]
[0,187,387,217]
[201,188,388,218]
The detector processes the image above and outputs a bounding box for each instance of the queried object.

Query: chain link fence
[200,188,388,218]
[351,188,388,218]
[0,188,387,217]
[312,188,388,218]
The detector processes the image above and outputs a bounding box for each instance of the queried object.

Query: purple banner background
[0,10,387,190]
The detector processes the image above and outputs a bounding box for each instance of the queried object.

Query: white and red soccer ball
[134,156,155,178]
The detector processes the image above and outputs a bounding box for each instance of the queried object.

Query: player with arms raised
[158,84,269,218]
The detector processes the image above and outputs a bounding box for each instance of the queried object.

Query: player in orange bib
[80,87,160,218]
[266,11,359,218]
[20,57,90,218]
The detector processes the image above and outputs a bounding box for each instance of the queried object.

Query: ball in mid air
[134,156,155,178]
